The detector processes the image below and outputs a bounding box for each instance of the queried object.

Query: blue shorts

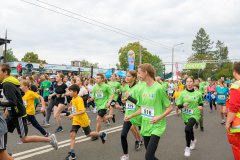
[44,96,49,102]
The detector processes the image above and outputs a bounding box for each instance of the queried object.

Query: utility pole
[140,45,142,65]
[4,29,7,63]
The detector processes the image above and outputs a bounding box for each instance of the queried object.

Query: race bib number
[122,93,125,99]
[23,100,27,107]
[218,95,225,100]
[182,107,194,115]
[141,106,154,118]
[126,101,135,110]
[175,98,178,103]
[111,88,115,93]
[211,94,215,99]
[95,92,103,98]
[72,106,77,113]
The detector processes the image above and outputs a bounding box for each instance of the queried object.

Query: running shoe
[195,123,198,129]
[135,140,140,150]
[49,134,58,150]
[120,155,129,160]
[221,121,226,125]
[17,140,22,144]
[184,147,190,157]
[66,111,71,116]
[190,139,197,150]
[55,127,64,133]
[112,114,116,123]
[65,152,76,160]
[41,121,50,127]
[200,127,204,131]
[210,110,213,113]
[105,120,110,125]
[214,106,217,110]
[100,132,107,144]
[91,136,99,141]
[44,132,50,137]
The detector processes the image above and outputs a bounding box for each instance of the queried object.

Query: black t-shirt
[54,83,67,94]
[26,64,33,71]
[30,84,38,92]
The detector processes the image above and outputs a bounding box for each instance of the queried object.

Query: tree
[21,52,47,64]
[2,48,18,62]
[118,42,163,73]
[213,40,229,67]
[215,63,233,80]
[192,28,214,55]
[81,60,99,68]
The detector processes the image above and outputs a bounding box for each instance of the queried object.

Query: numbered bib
[3,95,10,110]
[111,88,115,93]
[23,100,27,107]
[122,93,125,99]
[182,107,194,115]
[95,92,103,98]
[72,106,77,113]
[211,94,215,99]
[218,95,225,100]
[126,101,135,110]
[141,106,154,118]
[175,98,178,103]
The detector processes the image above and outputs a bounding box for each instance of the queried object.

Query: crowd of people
[0,62,239,160]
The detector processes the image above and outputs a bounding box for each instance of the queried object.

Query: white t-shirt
[87,84,94,98]
[78,86,88,97]
[168,83,175,94]
[65,81,72,87]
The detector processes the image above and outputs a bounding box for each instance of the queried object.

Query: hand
[67,114,73,120]
[40,107,45,113]
[124,115,132,122]
[183,103,190,107]
[121,98,126,103]
[48,95,52,100]
[214,92,217,96]
[125,92,129,99]
[150,116,162,124]
[68,107,72,111]
[4,109,8,118]
[44,89,48,91]
[87,99,90,103]
[61,94,65,97]
[198,106,203,111]
[106,102,110,108]
[116,89,121,92]
[225,123,231,132]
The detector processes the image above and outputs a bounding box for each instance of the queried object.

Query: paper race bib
[218,95,225,100]
[182,107,194,115]
[95,92,103,98]
[122,93,125,99]
[72,105,77,113]
[141,106,154,118]
[211,94,215,99]
[175,98,178,103]
[126,101,135,110]
[3,95,11,110]
[23,100,27,107]
[111,88,115,93]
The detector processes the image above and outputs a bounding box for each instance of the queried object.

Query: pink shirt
[207,85,216,93]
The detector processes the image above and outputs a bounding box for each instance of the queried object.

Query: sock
[100,132,103,137]
[70,149,75,153]
[222,120,225,122]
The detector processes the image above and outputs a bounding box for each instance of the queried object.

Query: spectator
[225,77,233,85]
[25,61,33,76]
[68,71,74,81]
[17,62,22,76]
[79,72,83,77]
[39,61,44,73]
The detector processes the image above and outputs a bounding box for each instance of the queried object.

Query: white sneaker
[120,155,129,160]
[184,147,190,157]
[93,107,97,113]
[190,139,197,149]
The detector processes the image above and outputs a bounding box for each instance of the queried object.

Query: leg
[209,100,213,110]
[46,98,54,122]
[27,115,47,135]
[130,125,139,140]
[96,116,102,133]
[199,110,204,128]
[70,131,76,150]
[143,136,151,150]
[218,105,224,120]
[176,105,179,114]
[21,135,50,143]
[54,104,66,127]
[185,118,196,147]
[0,133,13,160]
[121,121,132,156]
[145,135,160,160]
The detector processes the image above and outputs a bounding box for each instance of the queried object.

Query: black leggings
[143,135,160,160]
[209,99,216,110]
[121,121,132,154]
[185,118,196,147]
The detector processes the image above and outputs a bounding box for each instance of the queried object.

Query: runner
[207,78,217,113]
[76,76,88,108]
[87,73,114,141]
[87,79,97,113]
[125,63,173,160]
[118,77,128,113]
[64,84,107,160]
[194,84,205,131]
[162,78,169,93]
[0,64,58,150]
[168,80,175,104]
[48,73,68,133]
[171,85,181,116]
[214,79,229,125]
[177,76,203,157]
[178,79,185,91]
[120,70,142,160]
[39,74,51,107]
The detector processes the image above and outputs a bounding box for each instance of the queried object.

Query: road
[6,104,234,160]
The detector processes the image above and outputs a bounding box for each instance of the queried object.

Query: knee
[185,126,191,133]
[70,132,76,139]
[96,117,101,122]
[21,137,29,143]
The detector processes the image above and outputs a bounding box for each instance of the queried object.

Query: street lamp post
[172,43,184,80]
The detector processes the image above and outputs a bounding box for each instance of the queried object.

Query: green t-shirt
[137,82,170,137]
[93,83,114,110]
[125,84,141,126]
[199,83,205,94]
[120,84,129,98]
[177,90,203,123]
[163,82,169,91]
[32,83,39,104]
[108,81,121,101]
[40,80,51,97]
[138,80,146,87]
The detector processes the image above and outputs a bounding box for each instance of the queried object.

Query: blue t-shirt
[225,80,232,84]
[216,87,229,103]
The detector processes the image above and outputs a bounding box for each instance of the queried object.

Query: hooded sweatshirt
[0,76,26,118]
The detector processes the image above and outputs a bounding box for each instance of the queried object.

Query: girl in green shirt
[177,77,203,157]
[125,63,173,160]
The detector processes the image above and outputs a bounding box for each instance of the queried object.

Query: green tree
[21,52,47,63]
[215,63,233,80]
[192,28,214,55]
[2,48,18,62]
[82,60,99,68]
[118,42,163,73]
[149,55,163,76]
[213,40,229,67]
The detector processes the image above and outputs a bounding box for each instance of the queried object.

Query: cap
[50,75,56,79]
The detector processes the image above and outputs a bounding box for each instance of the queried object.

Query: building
[71,60,82,67]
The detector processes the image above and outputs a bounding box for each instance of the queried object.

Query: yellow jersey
[22,90,39,115]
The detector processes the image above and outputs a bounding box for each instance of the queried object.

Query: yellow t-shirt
[173,91,181,104]
[22,90,39,115]
[179,84,184,91]
[72,96,90,127]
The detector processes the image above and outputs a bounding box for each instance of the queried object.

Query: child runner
[171,85,181,116]
[207,78,217,112]
[177,77,203,157]
[39,74,51,107]
[125,63,173,160]
[118,77,128,113]
[65,84,106,160]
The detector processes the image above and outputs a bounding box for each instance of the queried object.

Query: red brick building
[71,60,82,67]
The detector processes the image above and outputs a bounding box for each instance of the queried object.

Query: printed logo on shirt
[142,93,154,99]
[96,89,103,92]
[184,96,196,100]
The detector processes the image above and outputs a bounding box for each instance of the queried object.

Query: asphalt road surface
[5,103,234,160]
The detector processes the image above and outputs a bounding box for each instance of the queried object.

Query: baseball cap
[50,75,56,79]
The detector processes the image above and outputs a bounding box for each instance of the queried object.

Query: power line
[19,0,190,55]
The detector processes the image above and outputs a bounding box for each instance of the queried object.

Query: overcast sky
[0,0,239,73]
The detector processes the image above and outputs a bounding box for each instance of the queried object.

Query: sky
[0,0,240,73]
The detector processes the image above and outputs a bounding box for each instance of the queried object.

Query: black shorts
[98,109,107,117]
[67,96,72,103]
[6,116,28,138]
[44,96,49,102]
[54,96,67,106]
[110,100,117,107]
[70,125,91,135]
[0,133,7,151]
